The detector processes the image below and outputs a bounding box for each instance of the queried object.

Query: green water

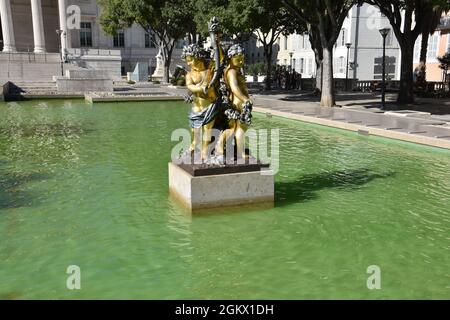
[0,99,449,300]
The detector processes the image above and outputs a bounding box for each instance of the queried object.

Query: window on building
[341,28,346,46]
[113,31,125,47]
[414,36,421,62]
[338,56,345,73]
[145,33,156,48]
[447,34,450,53]
[414,33,440,62]
[304,34,310,50]
[284,37,288,50]
[80,22,92,47]
[308,58,313,75]
[427,33,439,59]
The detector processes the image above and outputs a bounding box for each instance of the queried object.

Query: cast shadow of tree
[0,172,50,210]
[275,169,395,207]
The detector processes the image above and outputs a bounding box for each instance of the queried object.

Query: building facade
[246,3,403,81]
[0,0,185,81]
[413,13,450,82]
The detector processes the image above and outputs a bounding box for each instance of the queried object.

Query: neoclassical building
[0,0,185,81]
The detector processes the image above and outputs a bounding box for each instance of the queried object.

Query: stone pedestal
[168,162,274,212]
[151,50,165,82]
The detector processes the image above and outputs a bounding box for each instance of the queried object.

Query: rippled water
[0,99,449,299]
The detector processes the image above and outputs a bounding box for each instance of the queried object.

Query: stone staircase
[0,53,62,82]
[0,52,90,83]
[7,81,58,99]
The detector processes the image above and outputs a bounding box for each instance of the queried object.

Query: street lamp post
[289,52,293,71]
[379,28,390,110]
[345,42,352,91]
[63,31,67,62]
[56,29,64,76]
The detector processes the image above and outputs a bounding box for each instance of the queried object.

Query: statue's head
[182,44,209,71]
[227,44,245,69]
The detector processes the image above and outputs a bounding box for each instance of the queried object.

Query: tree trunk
[315,59,323,92]
[420,33,429,66]
[264,45,273,91]
[164,61,170,84]
[398,42,415,104]
[417,32,429,89]
[161,40,174,84]
[320,47,335,107]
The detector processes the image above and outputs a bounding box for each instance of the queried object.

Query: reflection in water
[0,171,51,210]
[276,169,395,205]
[0,101,93,167]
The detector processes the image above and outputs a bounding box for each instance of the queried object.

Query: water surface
[0,99,449,299]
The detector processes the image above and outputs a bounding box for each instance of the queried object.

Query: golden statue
[182,44,218,161]
[223,44,252,160]
[181,18,253,165]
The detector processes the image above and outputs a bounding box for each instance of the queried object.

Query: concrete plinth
[168,162,274,212]
[55,78,113,93]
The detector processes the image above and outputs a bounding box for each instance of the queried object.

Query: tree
[416,1,449,89]
[283,1,323,92]
[193,0,253,36]
[242,0,304,90]
[194,0,303,91]
[282,0,356,107]
[99,0,194,83]
[438,51,450,83]
[250,0,304,90]
[366,0,432,105]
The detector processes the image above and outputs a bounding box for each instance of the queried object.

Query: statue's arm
[186,73,205,94]
[227,69,250,103]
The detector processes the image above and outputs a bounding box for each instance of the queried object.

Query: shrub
[245,62,267,76]
[177,78,186,86]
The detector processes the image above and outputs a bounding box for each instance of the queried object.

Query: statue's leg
[235,122,249,160]
[215,120,236,157]
[190,128,201,152]
[201,120,216,160]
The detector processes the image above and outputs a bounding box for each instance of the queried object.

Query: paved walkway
[249,91,450,150]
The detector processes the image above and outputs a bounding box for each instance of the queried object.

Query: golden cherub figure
[182,44,218,161]
[215,44,253,161]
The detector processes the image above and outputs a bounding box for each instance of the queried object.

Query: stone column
[31,0,46,53]
[58,0,68,56]
[0,0,16,52]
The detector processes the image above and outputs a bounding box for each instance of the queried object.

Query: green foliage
[176,77,187,86]
[99,0,193,40]
[438,52,450,71]
[245,62,266,75]
[193,0,304,40]
[99,0,195,83]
